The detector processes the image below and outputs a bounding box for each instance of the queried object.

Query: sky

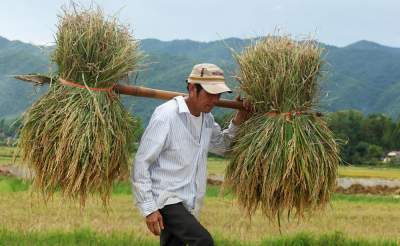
[0,0,399,47]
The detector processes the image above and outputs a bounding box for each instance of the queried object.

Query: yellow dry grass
[1,192,399,243]
[207,156,228,176]
[0,147,19,165]
[339,165,400,179]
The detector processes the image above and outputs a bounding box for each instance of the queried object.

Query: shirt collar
[174,96,190,114]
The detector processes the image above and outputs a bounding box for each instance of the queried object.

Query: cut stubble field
[1,148,400,245]
[1,176,400,245]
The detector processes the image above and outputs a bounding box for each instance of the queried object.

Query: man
[132,63,250,246]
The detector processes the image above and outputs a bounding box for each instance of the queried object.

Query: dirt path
[337,177,400,188]
[0,164,32,179]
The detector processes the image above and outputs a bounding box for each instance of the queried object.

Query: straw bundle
[19,7,141,206]
[225,36,339,222]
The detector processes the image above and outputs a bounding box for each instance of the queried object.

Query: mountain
[0,36,400,123]
[321,40,400,115]
[0,37,51,118]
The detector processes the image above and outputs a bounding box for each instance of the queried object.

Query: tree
[367,144,384,162]
[361,114,394,150]
[327,110,364,164]
[327,110,400,165]
[390,122,400,150]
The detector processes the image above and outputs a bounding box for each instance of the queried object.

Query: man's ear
[188,83,196,97]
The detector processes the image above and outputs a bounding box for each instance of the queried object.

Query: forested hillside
[1,36,400,123]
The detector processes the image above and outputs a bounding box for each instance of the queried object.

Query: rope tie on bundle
[59,78,117,99]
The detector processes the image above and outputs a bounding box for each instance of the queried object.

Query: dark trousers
[159,203,214,246]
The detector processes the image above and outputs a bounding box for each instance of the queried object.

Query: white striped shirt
[131,96,237,217]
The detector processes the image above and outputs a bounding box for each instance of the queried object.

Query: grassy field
[0,230,397,246]
[0,176,400,245]
[207,156,229,176]
[1,147,400,244]
[2,146,400,179]
[208,156,400,179]
[339,165,400,179]
[0,146,19,165]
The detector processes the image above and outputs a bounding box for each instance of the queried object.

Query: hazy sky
[0,0,399,47]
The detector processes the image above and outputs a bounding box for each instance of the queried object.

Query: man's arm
[131,113,169,215]
[208,119,238,156]
[131,110,170,235]
[209,99,251,156]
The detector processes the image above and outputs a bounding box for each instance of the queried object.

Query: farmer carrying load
[132,63,251,246]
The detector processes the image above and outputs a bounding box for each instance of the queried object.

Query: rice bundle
[225,35,339,222]
[19,7,141,206]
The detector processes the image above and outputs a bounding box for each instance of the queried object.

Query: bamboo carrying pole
[14,75,244,110]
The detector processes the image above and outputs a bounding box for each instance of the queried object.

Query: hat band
[188,76,225,82]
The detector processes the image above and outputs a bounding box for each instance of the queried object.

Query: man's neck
[184,97,201,117]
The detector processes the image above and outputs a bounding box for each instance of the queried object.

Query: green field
[2,147,400,180]
[0,176,400,245]
[1,147,400,245]
[0,146,19,165]
[0,229,397,246]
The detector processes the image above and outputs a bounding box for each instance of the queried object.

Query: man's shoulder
[206,112,217,126]
[152,99,179,118]
[206,112,215,120]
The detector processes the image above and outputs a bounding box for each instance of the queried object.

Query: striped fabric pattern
[131,96,237,216]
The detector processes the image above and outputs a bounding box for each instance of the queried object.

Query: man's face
[189,84,221,113]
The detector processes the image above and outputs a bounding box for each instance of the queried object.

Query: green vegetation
[216,109,400,166]
[261,232,398,246]
[0,118,21,146]
[2,35,400,168]
[2,36,400,124]
[2,146,400,179]
[2,175,400,207]
[328,110,400,164]
[0,229,158,246]
[6,109,400,167]
[1,180,400,245]
[0,146,19,165]
[0,176,30,192]
[0,36,51,119]
[333,193,400,204]
[0,177,229,199]
[0,229,397,246]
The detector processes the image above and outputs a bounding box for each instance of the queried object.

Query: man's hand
[232,96,253,126]
[146,210,164,236]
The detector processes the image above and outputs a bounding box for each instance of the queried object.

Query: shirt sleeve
[208,118,238,156]
[131,109,170,217]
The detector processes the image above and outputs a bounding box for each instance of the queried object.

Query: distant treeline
[0,118,21,145]
[2,109,400,165]
[215,110,400,165]
[327,110,400,165]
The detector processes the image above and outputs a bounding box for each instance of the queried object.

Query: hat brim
[188,79,232,94]
[200,83,232,94]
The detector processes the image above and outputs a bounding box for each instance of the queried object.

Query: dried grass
[18,5,141,207]
[225,35,340,223]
